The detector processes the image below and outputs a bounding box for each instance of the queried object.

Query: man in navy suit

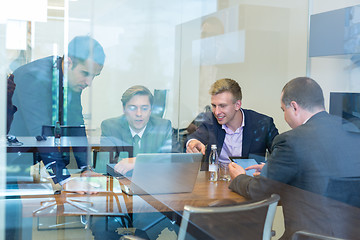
[186,78,278,165]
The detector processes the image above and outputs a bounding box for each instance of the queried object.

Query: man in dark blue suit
[186,78,278,165]
[229,77,360,239]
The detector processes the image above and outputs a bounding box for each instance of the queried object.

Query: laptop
[107,153,202,195]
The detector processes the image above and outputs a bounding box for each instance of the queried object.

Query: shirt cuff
[59,176,72,186]
[186,138,197,148]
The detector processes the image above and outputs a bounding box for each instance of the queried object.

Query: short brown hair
[121,85,154,108]
[209,78,242,102]
[282,77,325,111]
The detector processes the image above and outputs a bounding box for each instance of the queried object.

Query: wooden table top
[20,171,246,217]
[118,171,246,213]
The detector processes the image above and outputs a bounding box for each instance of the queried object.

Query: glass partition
[0,0,312,239]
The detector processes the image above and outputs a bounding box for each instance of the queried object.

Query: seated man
[228,77,360,239]
[186,78,279,166]
[101,85,180,174]
[91,85,181,239]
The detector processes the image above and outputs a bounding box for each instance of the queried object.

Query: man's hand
[186,139,205,155]
[114,157,136,175]
[229,162,245,180]
[245,163,265,176]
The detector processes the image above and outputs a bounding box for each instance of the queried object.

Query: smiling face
[211,91,242,130]
[67,58,103,92]
[124,94,152,133]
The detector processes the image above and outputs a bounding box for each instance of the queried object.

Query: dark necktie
[133,134,141,156]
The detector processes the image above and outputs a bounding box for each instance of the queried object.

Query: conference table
[6,137,247,238]
[20,172,246,215]
[16,171,246,238]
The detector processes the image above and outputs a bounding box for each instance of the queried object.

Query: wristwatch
[80,165,94,174]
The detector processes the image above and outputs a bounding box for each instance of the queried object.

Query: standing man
[229,77,360,239]
[7,74,17,134]
[9,36,105,186]
[186,78,278,165]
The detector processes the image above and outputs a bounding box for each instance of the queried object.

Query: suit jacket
[101,115,181,155]
[229,111,360,239]
[9,56,87,183]
[188,109,279,162]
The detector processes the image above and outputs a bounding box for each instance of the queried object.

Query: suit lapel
[214,115,226,156]
[242,110,252,157]
[118,116,133,145]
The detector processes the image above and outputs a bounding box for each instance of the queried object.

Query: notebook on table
[107,153,202,195]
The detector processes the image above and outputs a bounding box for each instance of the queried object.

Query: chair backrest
[151,89,168,118]
[325,177,360,208]
[178,193,280,240]
[42,125,86,137]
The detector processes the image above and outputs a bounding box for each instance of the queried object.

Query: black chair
[152,89,167,118]
[41,125,93,168]
[178,194,280,240]
[120,194,280,240]
[325,177,360,208]
[42,125,86,137]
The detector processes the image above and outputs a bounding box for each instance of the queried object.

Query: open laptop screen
[108,153,203,195]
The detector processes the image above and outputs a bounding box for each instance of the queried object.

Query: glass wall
[1,0,339,239]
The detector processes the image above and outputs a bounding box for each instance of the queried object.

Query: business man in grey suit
[101,85,180,174]
[91,85,181,240]
[228,77,360,239]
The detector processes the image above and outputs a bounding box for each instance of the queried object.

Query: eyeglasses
[126,105,151,112]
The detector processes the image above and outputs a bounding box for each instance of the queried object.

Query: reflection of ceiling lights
[0,0,47,22]
[47,0,89,22]
[48,0,64,20]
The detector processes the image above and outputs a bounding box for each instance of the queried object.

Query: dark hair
[121,85,154,107]
[282,77,325,111]
[68,36,105,67]
[209,78,242,102]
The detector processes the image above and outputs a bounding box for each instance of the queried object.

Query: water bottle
[54,121,61,146]
[208,144,218,181]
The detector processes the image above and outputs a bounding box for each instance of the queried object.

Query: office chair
[291,231,347,240]
[33,125,95,229]
[152,89,168,118]
[120,194,280,240]
[325,177,360,208]
[41,124,95,168]
[178,193,280,240]
[42,125,86,137]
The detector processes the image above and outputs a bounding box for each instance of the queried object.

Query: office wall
[5,0,218,135]
[310,0,360,115]
[179,2,309,133]
[78,0,218,133]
